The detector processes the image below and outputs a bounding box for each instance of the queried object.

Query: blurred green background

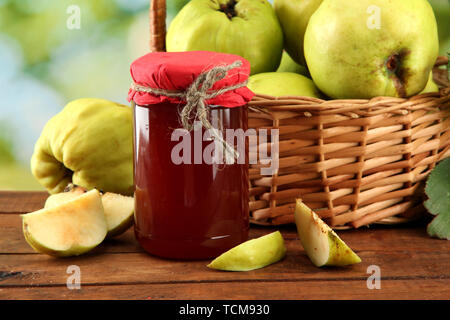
[0,0,190,190]
[0,0,448,191]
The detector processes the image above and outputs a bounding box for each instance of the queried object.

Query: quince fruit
[21,189,107,257]
[294,200,361,267]
[276,51,310,77]
[207,231,286,271]
[166,0,283,75]
[45,184,135,238]
[420,72,439,94]
[304,0,439,99]
[248,72,321,98]
[274,0,323,66]
[31,98,133,196]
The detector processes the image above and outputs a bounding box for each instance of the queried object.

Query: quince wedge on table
[294,200,361,267]
[31,98,133,196]
[207,231,286,271]
[45,184,135,238]
[21,189,107,257]
[44,184,87,207]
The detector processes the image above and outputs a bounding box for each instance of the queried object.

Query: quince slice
[294,200,361,267]
[101,192,134,237]
[207,231,286,271]
[44,184,86,208]
[45,185,134,238]
[21,189,107,257]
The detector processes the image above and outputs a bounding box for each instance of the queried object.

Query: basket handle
[149,0,166,52]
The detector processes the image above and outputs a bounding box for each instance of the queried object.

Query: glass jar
[128,51,254,259]
[133,102,249,259]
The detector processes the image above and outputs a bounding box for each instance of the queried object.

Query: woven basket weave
[149,0,450,229]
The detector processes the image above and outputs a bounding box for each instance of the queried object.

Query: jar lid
[128,51,254,107]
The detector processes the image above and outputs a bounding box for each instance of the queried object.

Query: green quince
[166,0,283,75]
[31,98,133,195]
[248,72,321,98]
[304,0,439,99]
[420,72,439,94]
[22,189,108,257]
[274,0,323,66]
[276,51,310,77]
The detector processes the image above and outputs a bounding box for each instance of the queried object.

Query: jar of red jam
[128,51,254,259]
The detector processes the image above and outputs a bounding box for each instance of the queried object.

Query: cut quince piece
[44,184,87,208]
[294,200,361,267]
[44,185,134,238]
[101,192,134,237]
[207,231,286,271]
[21,189,107,257]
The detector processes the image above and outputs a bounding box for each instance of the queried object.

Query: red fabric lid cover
[128,51,254,108]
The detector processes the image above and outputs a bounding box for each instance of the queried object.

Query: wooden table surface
[0,191,449,300]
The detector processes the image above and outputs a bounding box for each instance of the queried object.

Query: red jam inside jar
[128,51,253,259]
[133,102,249,259]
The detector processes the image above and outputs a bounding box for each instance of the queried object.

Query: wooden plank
[1,192,449,300]
[1,213,447,254]
[0,214,142,254]
[0,191,48,214]
[1,239,449,287]
[0,214,292,254]
[0,279,448,300]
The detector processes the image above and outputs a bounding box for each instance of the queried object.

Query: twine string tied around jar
[131,60,247,160]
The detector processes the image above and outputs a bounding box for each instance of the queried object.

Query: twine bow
[131,60,247,160]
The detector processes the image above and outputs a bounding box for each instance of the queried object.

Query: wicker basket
[148,0,450,229]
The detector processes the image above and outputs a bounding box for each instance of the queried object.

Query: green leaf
[424,158,450,240]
